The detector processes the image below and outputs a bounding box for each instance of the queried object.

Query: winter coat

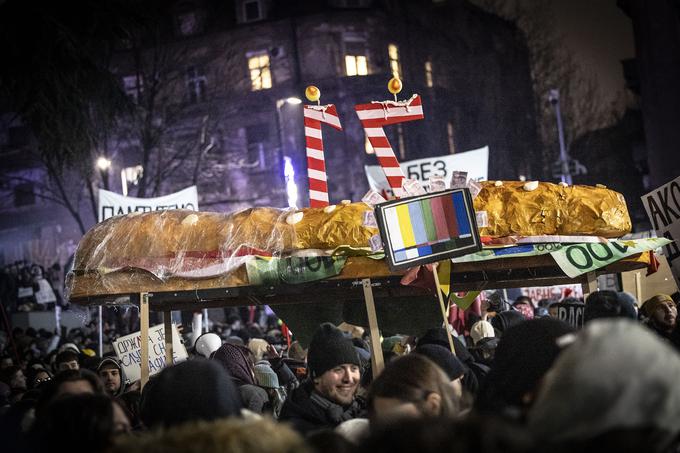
[279,381,366,435]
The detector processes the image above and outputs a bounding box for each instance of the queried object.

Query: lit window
[447,121,456,154]
[344,39,368,76]
[186,66,206,103]
[123,75,143,103]
[397,124,405,160]
[364,134,374,154]
[388,44,401,79]
[425,60,433,87]
[248,52,272,90]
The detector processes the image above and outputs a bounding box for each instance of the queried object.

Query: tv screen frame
[374,188,482,271]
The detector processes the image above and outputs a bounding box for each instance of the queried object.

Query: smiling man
[279,323,365,434]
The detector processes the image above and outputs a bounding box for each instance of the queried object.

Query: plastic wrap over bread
[70,202,378,282]
[473,181,631,238]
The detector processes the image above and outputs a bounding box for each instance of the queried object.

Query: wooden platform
[67,253,650,311]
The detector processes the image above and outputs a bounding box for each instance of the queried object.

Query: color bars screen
[375,188,482,271]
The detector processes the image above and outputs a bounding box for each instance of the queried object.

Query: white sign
[521,284,583,302]
[641,176,680,289]
[34,279,57,304]
[364,146,489,194]
[98,186,199,222]
[113,324,188,383]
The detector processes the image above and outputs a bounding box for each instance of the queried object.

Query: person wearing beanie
[417,327,485,396]
[469,320,495,346]
[254,361,287,418]
[140,360,242,428]
[475,317,574,421]
[490,310,526,336]
[641,294,680,349]
[279,323,366,435]
[97,356,128,397]
[414,344,466,402]
[583,290,638,323]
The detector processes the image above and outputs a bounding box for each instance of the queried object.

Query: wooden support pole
[635,272,642,303]
[432,263,456,356]
[362,278,384,378]
[164,311,173,368]
[140,292,150,389]
[581,271,598,299]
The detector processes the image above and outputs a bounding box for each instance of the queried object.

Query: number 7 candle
[355,78,424,198]
[303,85,343,208]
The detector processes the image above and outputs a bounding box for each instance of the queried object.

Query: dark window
[244,1,261,21]
[246,124,269,169]
[13,183,35,207]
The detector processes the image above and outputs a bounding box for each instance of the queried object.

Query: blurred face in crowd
[314,364,360,405]
[56,379,95,397]
[11,369,27,390]
[372,392,443,425]
[112,401,132,435]
[99,365,121,395]
[651,300,678,330]
[33,370,51,387]
[57,359,79,372]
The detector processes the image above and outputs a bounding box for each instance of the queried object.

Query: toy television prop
[374,188,482,271]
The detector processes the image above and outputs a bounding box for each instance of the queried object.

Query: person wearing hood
[279,323,366,435]
[211,342,270,413]
[97,356,128,397]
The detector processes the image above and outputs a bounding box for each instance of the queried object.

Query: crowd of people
[1,289,680,452]
[0,261,64,313]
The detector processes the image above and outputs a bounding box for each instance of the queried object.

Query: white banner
[521,284,583,302]
[98,186,198,222]
[642,175,680,289]
[364,146,489,194]
[113,324,188,383]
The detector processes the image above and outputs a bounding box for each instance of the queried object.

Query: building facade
[0,0,540,265]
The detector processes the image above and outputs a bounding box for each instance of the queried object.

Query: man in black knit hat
[279,322,365,434]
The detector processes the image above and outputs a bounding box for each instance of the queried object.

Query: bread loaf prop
[473,181,631,238]
[72,202,378,280]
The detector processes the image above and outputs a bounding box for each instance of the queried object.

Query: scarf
[310,391,361,424]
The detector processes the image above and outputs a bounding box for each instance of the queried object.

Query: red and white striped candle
[303,104,343,207]
[355,94,424,198]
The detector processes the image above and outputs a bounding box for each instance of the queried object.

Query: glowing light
[96,157,112,171]
[285,97,302,105]
[284,156,298,208]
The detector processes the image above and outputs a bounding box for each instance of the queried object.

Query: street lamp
[96,157,111,171]
[548,89,572,185]
[96,156,111,190]
[276,97,303,208]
